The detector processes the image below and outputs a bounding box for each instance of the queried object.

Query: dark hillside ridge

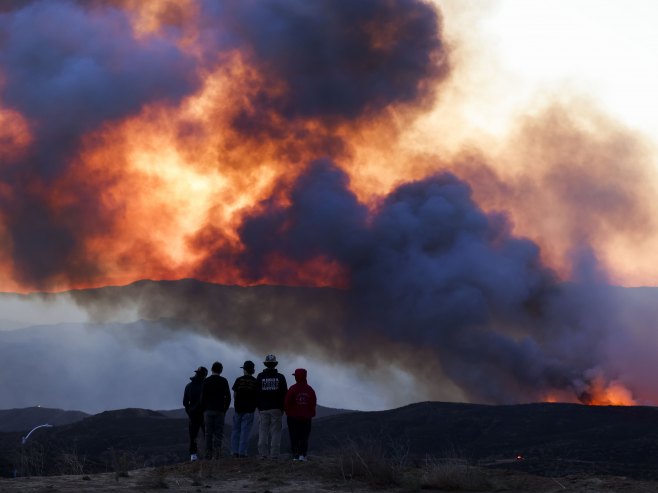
[2,401,658,479]
[158,404,354,422]
[0,407,89,432]
[311,401,658,478]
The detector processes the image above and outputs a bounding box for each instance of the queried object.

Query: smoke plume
[73,160,635,404]
[1,0,656,406]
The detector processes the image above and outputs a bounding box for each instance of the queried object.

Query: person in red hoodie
[284,368,317,461]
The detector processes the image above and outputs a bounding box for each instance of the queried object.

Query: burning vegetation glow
[1,0,657,408]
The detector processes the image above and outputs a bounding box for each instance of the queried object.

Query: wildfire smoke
[1,0,656,406]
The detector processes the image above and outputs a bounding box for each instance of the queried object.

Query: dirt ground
[1,455,657,492]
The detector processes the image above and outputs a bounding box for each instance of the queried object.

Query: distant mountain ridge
[0,404,353,433]
[157,404,354,422]
[0,407,89,433]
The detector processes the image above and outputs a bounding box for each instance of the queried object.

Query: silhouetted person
[183,366,207,462]
[256,354,288,458]
[200,361,231,459]
[231,360,258,457]
[284,368,317,461]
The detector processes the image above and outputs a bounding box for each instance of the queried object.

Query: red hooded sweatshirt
[284,369,317,419]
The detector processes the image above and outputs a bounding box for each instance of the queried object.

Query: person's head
[292,368,307,383]
[241,360,255,375]
[264,354,278,369]
[194,366,208,378]
[211,361,223,374]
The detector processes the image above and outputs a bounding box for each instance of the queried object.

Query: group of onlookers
[182,354,317,462]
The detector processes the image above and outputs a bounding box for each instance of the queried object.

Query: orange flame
[580,377,637,406]
[542,376,637,406]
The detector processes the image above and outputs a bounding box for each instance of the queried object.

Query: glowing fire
[542,376,637,407]
[580,377,637,407]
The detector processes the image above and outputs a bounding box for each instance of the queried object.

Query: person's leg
[231,412,242,456]
[188,418,198,455]
[239,412,254,456]
[258,410,272,457]
[269,409,283,458]
[213,411,225,459]
[287,416,300,458]
[299,419,312,458]
[204,411,215,459]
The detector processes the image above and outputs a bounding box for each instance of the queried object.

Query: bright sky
[480,0,658,141]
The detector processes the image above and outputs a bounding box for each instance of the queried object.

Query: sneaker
[190,454,198,462]
[292,456,299,461]
[298,455,307,462]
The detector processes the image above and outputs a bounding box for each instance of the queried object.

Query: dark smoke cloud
[200,0,447,129]
[83,160,621,404]
[235,159,596,402]
[0,0,198,287]
[0,0,197,177]
[0,0,449,290]
[248,160,643,402]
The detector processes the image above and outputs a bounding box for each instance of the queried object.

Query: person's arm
[284,386,294,414]
[183,384,190,413]
[223,378,231,412]
[279,375,288,411]
[310,387,317,418]
[255,374,262,410]
[199,381,207,412]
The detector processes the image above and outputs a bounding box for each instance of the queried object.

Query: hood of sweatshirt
[293,368,307,383]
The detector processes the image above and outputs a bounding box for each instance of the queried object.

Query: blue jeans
[231,412,255,456]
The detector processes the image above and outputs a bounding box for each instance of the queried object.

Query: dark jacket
[284,370,317,419]
[232,375,258,414]
[256,368,288,411]
[200,374,231,412]
[183,374,205,418]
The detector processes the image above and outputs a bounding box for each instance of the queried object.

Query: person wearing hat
[284,368,317,461]
[200,361,231,460]
[256,354,288,458]
[231,360,258,457]
[183,366,208,462]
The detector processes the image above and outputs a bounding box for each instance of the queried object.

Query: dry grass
[324,438,499,491]
[136,466,170,489]
[328,437,409,487]
[56,448,87,475]
[3,456,658,492]
[19,443,47,477]
[107,448,138,481]
[416,457,495,491]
